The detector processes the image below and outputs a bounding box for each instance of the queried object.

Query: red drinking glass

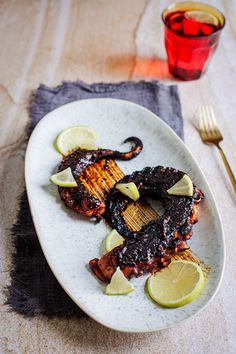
[162,2,225,81]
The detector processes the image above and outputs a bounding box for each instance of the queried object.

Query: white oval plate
[25,98,224,333]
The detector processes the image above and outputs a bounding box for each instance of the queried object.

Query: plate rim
[25,98,225,333]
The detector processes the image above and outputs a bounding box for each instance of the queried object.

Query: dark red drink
[162,2,225,80]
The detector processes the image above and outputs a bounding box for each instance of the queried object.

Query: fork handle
[217,144,236,193]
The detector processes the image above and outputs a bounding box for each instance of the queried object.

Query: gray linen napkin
[8,80,183,316]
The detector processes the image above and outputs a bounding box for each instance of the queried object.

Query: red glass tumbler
[162,2,225,80]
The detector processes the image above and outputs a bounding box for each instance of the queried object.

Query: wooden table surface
[1,1,236,353]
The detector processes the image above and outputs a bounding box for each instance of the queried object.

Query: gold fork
[198,105,236,193]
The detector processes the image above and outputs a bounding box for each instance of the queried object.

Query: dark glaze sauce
[106,166,203,267]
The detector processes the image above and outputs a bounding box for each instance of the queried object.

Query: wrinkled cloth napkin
[8,81,183,316]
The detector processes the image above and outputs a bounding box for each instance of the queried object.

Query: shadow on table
[107,55,173,81]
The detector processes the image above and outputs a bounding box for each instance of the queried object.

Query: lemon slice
[50,167,77,187]
[147,260,204,308]
[115,182,140,201]
[167,175,193,196]
[55,126,98,155]
[105,229,124,253]
[185,10,218,26]
[105,267,135,295]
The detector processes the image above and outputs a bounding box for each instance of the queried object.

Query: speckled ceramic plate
[25,98,224,333]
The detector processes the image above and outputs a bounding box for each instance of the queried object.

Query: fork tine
[208,105,218,128]
[206,105,216,135]
[197,106,208,140]
[198,107,206,138]
[201,106,210,134]
[198,107,204,131]
[207,105,221,138]
[204,106,212,131]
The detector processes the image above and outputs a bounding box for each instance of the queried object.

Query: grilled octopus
[58,137,142,218]
[89,166,204,282]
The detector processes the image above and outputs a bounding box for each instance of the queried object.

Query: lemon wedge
[147,260,204,308]
[55,126,98,155]
[185,10,218,26]
[115,182,140,201]
[50,167,77,187]
[105,229,124,253]
[105,267,135,295]
[167,175,193,196]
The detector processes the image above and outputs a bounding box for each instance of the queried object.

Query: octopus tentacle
[58,137,143,218]
[104,188,132,238]
[90,166,204,281]
[113,137,143,160]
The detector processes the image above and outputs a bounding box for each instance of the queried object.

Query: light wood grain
[0,0,236,353]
